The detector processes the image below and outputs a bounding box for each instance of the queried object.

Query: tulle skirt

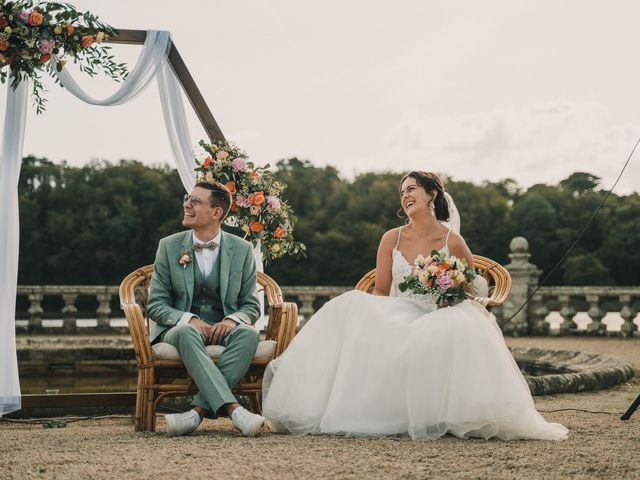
[262,291,567,441]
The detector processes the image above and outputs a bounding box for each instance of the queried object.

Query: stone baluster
[298,294,316,328]
[586,294,605,335]
[528,293,550,335]
[503,237,541,336]
[96,291,112,331]
[619,295,637,337]
[558,295,576,334]
[62,293,78,334]
[28,288,44,332]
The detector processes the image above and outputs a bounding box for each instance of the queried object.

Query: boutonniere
[178,250,192,269]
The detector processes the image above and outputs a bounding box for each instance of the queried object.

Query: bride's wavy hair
[398,171,450,222]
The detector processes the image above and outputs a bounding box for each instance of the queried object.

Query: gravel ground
[1,337,639,480]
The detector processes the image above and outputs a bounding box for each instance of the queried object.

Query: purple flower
[18,10,29,22]
[231,157,248,172]
[39,39,55,54]
[266,196,281,211]
[436,274,454,290]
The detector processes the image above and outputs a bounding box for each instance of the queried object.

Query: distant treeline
[17,156,640,286]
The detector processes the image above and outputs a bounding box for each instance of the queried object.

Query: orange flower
[65,23,74,35]
[274,226,286,239]
[230,200,238,213]
[249,221,265,233]
[202,156,213,168]
[437,263,449,275]
[250,191,265,206]
[0,38,8,52]
[81,35,94,48]
[225,181,236,194]
[39,53,51,64]
[28,10,44,26]
[250,171,259,180]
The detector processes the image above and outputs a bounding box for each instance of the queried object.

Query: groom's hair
[195,180,232,219]
[400,171,450,222]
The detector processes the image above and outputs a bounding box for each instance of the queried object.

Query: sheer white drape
[0,29,198,416]
[0,80,29,416]
[54,30,196,190]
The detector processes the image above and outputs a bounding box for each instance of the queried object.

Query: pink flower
[235,194,253,208]
[231,157,248,172]
[266,196,281,211]
[39,39,55,54]
[18,11,29,23]
[436,274,454,290]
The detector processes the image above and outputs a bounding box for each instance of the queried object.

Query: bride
[262,171,567,441]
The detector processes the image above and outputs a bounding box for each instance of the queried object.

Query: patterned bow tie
[193,241,218,252]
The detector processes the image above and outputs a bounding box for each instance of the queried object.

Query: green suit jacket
[147,230,261,343]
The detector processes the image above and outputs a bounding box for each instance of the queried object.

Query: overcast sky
[3,0,640,193]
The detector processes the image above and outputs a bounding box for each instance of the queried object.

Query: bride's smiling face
[400,177,434,218]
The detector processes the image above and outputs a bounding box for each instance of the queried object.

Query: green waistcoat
[190,255,225,325]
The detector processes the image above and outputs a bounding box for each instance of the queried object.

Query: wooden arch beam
[106,29,225,143]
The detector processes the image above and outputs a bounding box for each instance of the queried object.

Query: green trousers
[161,323,259,414]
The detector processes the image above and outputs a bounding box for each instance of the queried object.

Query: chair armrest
[121,302,155,367]
[468,293,505,309]
[266,301,298,357]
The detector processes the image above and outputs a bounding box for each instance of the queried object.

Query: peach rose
[202,156,213,168]
[225,181,236,194]
[65,23,74,35]
[0,38,8,52]
[81,35,94,49]
[249,221,265,233]
[28,10,44,26]
[250,191,265,206]
[274,226,286,239]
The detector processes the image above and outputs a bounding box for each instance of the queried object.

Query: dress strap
[444,228,452,250]
[395,227,403,248]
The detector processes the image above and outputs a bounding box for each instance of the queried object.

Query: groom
[148,180,264,437]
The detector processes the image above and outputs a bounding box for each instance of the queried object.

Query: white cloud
[371,102,640,192]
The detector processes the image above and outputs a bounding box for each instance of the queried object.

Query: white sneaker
[231,407,265,437]
[165,410,201,437]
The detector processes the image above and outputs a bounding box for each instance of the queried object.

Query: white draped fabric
[0,30,198,416]
[0,81,29,416]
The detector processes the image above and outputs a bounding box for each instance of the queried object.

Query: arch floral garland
[195,140,306,263]
[0,1,128,113]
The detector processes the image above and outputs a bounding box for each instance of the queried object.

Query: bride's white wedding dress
[262,232,568,441]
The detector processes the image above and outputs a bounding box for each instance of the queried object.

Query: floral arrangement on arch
[0,1,128,113]
[195,140,306,263]
[398,250,476,308]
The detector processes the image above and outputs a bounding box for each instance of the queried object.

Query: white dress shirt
[177,230,243,326]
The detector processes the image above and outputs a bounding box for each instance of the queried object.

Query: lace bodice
[390,227,451,297]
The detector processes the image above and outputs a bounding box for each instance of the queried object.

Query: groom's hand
[189,317,214,343]
[210,319,238,345]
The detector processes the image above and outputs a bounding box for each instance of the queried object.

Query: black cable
[499,135,640,328]
[538,408,621,415]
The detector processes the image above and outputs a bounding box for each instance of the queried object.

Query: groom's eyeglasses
[183,194,207,206]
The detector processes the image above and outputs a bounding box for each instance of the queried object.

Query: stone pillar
[503,237,542,336]
[96,291,112,331]
[297,294,316,329]
[28,288,44,332]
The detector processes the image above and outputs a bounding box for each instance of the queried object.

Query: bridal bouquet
[398,250,476,308]
[0,1,128,113]
[195,139,306,263]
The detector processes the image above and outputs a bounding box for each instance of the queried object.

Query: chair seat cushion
[152,339,276,361]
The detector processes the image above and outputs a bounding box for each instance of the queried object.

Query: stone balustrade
[14,237,640,337]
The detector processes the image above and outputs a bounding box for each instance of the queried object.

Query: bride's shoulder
[378,227,401,248]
